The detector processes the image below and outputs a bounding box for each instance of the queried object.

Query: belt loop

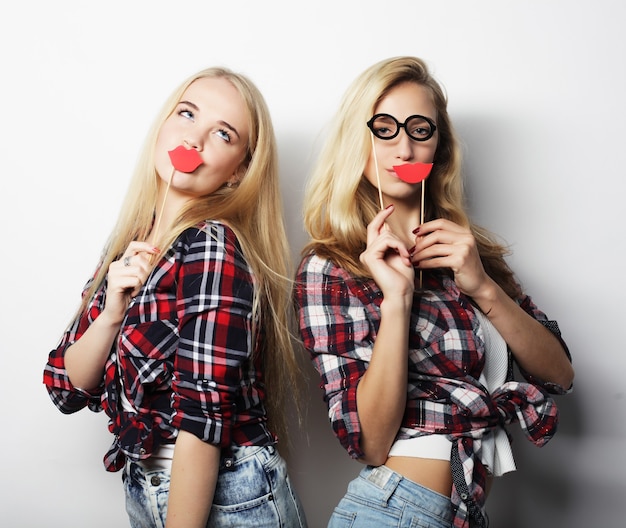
[366,465,392,488]
[365,465,401,506]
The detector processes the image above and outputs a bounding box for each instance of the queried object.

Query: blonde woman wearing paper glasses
[295,56,574,528]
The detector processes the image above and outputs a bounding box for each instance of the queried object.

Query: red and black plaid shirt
[295,253,572,527]
[44,221,275,472]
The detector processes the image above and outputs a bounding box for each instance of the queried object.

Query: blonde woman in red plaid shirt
[44,67,307,528]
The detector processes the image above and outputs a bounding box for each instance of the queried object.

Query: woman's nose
[183,135,203,151]
[395,132,415,161]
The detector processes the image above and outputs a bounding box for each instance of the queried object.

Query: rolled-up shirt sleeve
[171,224,255,448]
[43,274,105,414]
[296,254,373,459]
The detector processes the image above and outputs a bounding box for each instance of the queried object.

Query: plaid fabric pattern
[44,221,274,472]
[295,253,570,527]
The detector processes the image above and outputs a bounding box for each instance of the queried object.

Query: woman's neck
[384,200,422,247]
[148,189,189,245]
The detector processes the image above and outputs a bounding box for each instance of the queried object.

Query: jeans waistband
[360,465,453,522]
[221,444,276,471]
[363,465,401,501]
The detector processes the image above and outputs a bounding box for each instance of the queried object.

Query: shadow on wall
[277,128,360,528]
[285,357,358,528]
[486,390,583,527]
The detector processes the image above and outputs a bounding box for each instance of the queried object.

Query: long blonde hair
[302,56,520,298]
[79,67,300,441]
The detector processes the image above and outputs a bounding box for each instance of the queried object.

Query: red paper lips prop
[168,145,203,173]
[392,162,433,184]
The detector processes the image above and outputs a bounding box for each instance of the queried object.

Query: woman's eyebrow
[178,100,241,140]
[217,120,241,140]
[178,99,199,111]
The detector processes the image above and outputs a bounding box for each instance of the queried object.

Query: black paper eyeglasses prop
[367,113,437,142]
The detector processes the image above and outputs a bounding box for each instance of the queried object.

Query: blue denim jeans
[123,444,307,528]
[328,465,454,528]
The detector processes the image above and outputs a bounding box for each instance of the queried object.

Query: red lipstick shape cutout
[168,145,203,173]
[392,162,433,184]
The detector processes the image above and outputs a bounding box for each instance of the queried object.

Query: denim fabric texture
[327,465,454,528]
[123,444,307,528]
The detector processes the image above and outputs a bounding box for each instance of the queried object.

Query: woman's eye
[216,129,232,143]
[179,109,194,120]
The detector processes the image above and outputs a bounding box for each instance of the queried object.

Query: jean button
[150,476,161,486]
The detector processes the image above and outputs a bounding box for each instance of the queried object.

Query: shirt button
[151,476,161,486]
[139,448,146,455]
[460,492,469,500]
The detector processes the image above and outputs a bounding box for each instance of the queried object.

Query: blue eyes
[215,129,232,142]
[177,108,232,143]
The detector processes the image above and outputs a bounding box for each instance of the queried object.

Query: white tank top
[388,310,516,476]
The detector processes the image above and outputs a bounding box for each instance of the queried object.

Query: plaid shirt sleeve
[170,223,256,448]
[43,271,106,414]
[295,253,373,459]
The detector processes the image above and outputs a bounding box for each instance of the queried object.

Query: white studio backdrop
[1,1,624,527]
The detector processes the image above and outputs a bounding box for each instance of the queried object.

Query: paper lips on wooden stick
[151,146,204,244]
[168,145,203,173]
[391,162,433,289]
[392,162,433,183]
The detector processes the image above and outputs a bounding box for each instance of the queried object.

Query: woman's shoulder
[298,251,346,278]
[173,220,245,264]
[179,220,238,246]
[295,252,384,320]
[296,251,377,297]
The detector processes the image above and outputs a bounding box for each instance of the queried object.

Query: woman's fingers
[360,206,415,298]
[366,205,395,243]
[363,205,412,263]
[104,243,161,318]
[121,242,161,264]
[413,219,474,260]
[412,219,489,296]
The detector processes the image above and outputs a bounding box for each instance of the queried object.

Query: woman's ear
[229,162,248,186]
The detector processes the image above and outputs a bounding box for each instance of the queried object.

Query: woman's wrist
[470,278,500,316]
[97,307,126,327]
[380,294,413,317]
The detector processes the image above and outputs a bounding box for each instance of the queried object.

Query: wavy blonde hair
[79,67,300,442]
[302,56,520,298]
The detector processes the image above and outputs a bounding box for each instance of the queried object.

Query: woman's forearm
[356,297,411,465]
[165,430,220,528]
[64,311,121,390]
[473,278,574,389]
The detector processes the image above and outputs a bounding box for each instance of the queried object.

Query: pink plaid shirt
[296,252,571,527]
